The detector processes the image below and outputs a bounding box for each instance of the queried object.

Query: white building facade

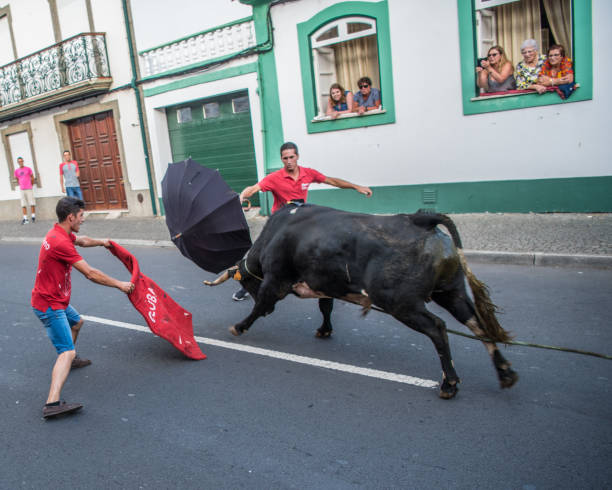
[2,0,610,219]
[135,0,611,215]
[0,0,156,220]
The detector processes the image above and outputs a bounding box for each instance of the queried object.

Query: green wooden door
[166,91,259,205]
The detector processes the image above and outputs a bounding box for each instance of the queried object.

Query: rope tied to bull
[242,250,263,282]
[365,303,611,361]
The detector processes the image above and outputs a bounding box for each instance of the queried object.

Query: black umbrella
[161,158,252,273]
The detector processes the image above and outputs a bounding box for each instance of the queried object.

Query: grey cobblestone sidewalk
[1,210,611,267]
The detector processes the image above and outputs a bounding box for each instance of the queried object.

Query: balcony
[139,18,256,78]
[0,33,112,122]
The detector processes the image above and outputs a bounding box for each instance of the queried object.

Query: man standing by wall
[239,141,372,213]
[233,141,372,300]
[59,150,84,201]
[32,197,134,418]
[14,157,36,224]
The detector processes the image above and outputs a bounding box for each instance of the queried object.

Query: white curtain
[334,35,380,94]
[495,0,542,67]
[543,0,572,56]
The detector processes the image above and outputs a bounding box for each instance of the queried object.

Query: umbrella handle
[242,199,252,212]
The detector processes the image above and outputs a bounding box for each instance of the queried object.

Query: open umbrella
[161,158,252,273]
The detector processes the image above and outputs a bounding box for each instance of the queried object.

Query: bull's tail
[410,212,463,249]
[457,249,512,343]
[411,211,512,344]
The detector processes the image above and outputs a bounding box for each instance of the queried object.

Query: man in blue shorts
[32,197,134,418]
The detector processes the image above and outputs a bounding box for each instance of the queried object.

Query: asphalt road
[1,243,611,489]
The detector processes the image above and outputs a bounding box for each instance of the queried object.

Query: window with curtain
[475,0,573,87]
[310,16,380,117]
[298,1,395,132]
[458,0,591,115]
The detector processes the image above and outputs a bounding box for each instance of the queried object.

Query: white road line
[82,315,439,389]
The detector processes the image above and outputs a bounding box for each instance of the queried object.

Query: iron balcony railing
[0,32,111,118]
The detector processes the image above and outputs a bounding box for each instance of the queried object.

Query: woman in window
[515,39,547,93]
[326,83,354,119]
[476,45,516,93]
[537,44,574,97]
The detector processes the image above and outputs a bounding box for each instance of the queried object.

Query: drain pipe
[121,0,158,215]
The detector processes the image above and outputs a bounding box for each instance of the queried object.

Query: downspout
[244,0,284,215]
[121,0,157,215]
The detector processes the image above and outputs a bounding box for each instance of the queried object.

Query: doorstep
[83,209,129,220]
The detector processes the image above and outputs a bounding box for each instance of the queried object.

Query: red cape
[108,241,206,360]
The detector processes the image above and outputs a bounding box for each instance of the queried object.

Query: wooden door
[67,111,127,210]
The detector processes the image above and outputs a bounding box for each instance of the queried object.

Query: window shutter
[312,47,337,116]
[476,8,497,58]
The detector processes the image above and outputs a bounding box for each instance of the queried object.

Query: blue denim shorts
[33,305,81,354]
[66,186,83,200]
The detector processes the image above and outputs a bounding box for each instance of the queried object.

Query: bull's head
[203,258,262,300]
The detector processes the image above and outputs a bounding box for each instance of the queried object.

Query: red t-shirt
[258,166,326,214]
[31,224,83,311]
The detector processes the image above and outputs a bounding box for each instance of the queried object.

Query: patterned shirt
[515,55,547,89]
[60,160,80,187]
[539,57,574,80]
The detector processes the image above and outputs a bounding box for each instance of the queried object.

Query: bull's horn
[203,269,231,286]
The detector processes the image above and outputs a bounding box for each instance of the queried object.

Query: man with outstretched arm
[232,141,372,300]
[32,197,134,418]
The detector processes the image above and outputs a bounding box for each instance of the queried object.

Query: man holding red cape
[32,197,134,418]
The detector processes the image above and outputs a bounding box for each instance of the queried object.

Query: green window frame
[458,0,593,115]
[297,0,395,133]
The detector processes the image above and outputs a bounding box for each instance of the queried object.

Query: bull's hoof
[229,325,242,336]
[315,328,332,338]
[499,369,519,389]
[439,379,459,399]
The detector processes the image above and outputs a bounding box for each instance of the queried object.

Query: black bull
[205,204,518,399]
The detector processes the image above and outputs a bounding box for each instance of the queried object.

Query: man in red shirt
[233,141,372,299]
[240,141,372,214]
[32,197,134,418]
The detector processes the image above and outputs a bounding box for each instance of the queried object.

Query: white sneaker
[21,218,29,225]
[232,288,250,301]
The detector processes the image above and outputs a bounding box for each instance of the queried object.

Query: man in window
[353,76,381,114]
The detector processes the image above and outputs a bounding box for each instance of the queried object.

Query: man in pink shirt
[233,141,372,300]
[14,157,36,224]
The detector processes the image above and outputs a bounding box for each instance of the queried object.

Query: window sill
[312,108,386,122]
[470,84,579,102]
